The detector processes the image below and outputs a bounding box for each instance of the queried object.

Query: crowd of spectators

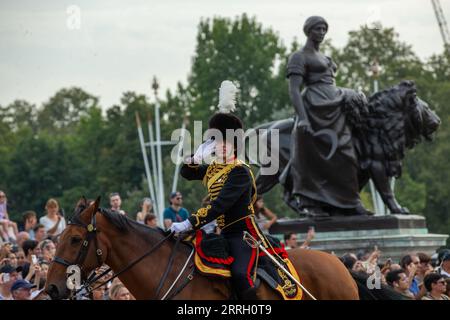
[338,247,450,300]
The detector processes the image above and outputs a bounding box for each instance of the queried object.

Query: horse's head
[400,81,441,148]
[45,197,107,300]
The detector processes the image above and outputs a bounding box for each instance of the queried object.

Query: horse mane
[70,201,166,236]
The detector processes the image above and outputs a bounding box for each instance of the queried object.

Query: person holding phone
[300,226,316,249]
[136,198,153,224]
[252,196,278,235]
[0,264,21,300]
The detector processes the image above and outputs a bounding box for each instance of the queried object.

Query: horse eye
[70,237,82,245]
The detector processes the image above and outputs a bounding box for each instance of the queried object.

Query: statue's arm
[288,75,310,129]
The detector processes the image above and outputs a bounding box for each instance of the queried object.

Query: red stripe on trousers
[245,217,258,287]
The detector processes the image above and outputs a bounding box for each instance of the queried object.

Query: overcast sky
[0,0,448,109]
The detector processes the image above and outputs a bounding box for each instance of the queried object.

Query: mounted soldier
[169,81,301,300]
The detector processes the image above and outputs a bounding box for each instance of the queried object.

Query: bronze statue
[286,16,368,216]
[251,16,441,217]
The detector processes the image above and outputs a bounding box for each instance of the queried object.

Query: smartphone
[3,273,10,283]
[31,254,38,265]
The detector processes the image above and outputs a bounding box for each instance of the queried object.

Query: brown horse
[45,197,359,300]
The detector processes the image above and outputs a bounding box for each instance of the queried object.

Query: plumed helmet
[207,80,244,140]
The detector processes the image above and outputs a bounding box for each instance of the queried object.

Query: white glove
[170,219,192,233]
[201,220,217,234]
[192,138,216,164]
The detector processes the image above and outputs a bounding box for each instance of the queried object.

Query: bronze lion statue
[250,81,441,215]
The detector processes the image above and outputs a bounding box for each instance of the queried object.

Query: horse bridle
[52,207,193,300]
[53,209,103,270]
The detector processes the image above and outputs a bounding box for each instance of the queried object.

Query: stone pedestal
[269,214,448,262]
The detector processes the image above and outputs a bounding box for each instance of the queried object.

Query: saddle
[190,230,303,300]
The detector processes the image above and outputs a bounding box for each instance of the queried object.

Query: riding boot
[240,287,258,300]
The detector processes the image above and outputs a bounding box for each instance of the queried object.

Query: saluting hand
[170,220,192,234]
[192,138,216,164]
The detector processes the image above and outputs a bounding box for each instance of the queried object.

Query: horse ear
[92,196,101,214]
[84,196,101,223]
[76,196,87,208]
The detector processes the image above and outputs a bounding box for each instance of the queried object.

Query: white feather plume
[218,80,238,113]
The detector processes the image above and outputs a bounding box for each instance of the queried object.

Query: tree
[97,92,149,198]
[5,131,72,219]
[37,87,99,133]
[1,100,37,132]
[400,48,450,236]
[335,26,424,93]
[186,14,287,126]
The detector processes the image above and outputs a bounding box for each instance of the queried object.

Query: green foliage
[37,87,99,133]
[395,171,426,214]
[186,14,287,126]
[335,26,424,93]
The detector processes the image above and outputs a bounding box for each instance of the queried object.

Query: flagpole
[152,77,166,226]
[135,112,158,216]
[147,114,160,215]
[172,117,187,193]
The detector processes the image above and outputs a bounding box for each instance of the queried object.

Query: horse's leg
[288,249,359,300]
[369,161,406,213]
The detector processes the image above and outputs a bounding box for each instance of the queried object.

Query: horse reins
[52,207,193,300]
[84,231,193,300]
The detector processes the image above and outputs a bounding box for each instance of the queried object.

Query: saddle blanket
[191,230,303,300]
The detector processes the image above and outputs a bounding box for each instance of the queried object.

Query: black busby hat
[208,112,243,138]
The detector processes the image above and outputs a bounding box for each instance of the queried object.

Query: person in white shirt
[39,198,66,237]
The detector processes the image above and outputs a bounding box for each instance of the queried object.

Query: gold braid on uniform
[190,161,237,228]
